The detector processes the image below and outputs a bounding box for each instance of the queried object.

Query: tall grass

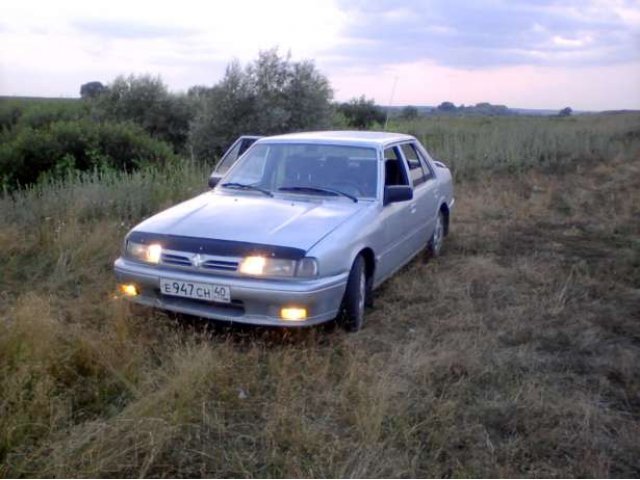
[0,159,211,474]
[1,160,209,227]
[389,112,640,178]
[1,113,639,477]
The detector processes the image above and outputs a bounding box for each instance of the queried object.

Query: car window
[226,144,269,184]
[401,143,427,187]
[415,146,435,180]
[222,143,378,199]
[238,137,257,156]
[384,147,409,187]
[215,137,260,175]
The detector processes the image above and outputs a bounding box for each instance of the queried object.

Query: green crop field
[1,112,639,477]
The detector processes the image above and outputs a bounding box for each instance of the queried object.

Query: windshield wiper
[221,182,273,197]
[278,185,358,203]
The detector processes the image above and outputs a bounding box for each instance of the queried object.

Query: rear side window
[415,145,435,180]
[384,147,409,186]
[401,143,427,187]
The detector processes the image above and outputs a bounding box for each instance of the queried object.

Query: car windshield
[220,143,378,199]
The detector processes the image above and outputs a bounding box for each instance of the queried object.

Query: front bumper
[114,257,348,327]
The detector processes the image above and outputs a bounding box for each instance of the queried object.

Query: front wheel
[340,255,367,332]
[426,211,445,258]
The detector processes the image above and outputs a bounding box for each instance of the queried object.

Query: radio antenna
[384,76,399,130]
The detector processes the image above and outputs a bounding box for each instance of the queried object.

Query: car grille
[201,260,238,271]
[160,251,239,273]
[161,253,192,267]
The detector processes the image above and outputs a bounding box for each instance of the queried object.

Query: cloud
[71,18,196,40]
[332,0,640,68]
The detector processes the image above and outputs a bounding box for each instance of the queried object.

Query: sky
[1,0,639,110]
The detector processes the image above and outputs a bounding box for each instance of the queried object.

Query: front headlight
[238,256,318,278]
[126,240,162,264]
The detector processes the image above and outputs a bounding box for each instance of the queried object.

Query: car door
[376,145,415,282]
[401,142,439,249]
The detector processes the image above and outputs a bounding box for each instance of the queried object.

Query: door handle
[410,203,417,213]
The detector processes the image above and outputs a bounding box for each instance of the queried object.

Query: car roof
[258,130,415,148]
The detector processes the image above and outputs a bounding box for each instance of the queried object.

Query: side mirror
[208,173,223,189]
[383,185,413,205]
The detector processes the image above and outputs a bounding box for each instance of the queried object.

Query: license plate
[159,278,230,303]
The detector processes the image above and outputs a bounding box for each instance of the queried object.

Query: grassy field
[1,114,639,477]
[387,112,640,179]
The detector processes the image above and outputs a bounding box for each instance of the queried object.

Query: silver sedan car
[114,131,454,330]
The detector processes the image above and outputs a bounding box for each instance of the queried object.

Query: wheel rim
[433,214,444,254]
[357,271,366,320]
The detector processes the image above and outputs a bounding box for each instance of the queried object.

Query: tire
[341,255,367,332]
[426,210,445,258]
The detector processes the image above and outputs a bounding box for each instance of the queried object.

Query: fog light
[280,307,307,321]
[119,284,138,296]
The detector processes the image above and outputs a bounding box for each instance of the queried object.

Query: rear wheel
[426,210,445,258]
[341,255,367,332]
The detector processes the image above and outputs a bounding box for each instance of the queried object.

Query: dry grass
[1,116,639,477]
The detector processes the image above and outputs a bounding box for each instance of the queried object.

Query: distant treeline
[386,102,574,119]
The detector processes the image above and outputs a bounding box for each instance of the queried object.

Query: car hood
[132,191,370,252]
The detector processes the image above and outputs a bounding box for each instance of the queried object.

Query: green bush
[0,100,23,132]
[18,100,86,129]
[337,96,386,129]
[88,75,192,151]
[0,120,176,188]
[0,97,84,132]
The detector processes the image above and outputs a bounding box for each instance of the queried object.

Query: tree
[91,75,192,151]
[285,60,332,132]
[472,102,510,116]
[248,49,291,134]
[189,49,334,160]
[437,101,457,113]
[189,61,257,160]
[337,96,385,129]
[94,75,168,127]
[80,81,106,99]
[400,105,419,120]
[558,106,573,117]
